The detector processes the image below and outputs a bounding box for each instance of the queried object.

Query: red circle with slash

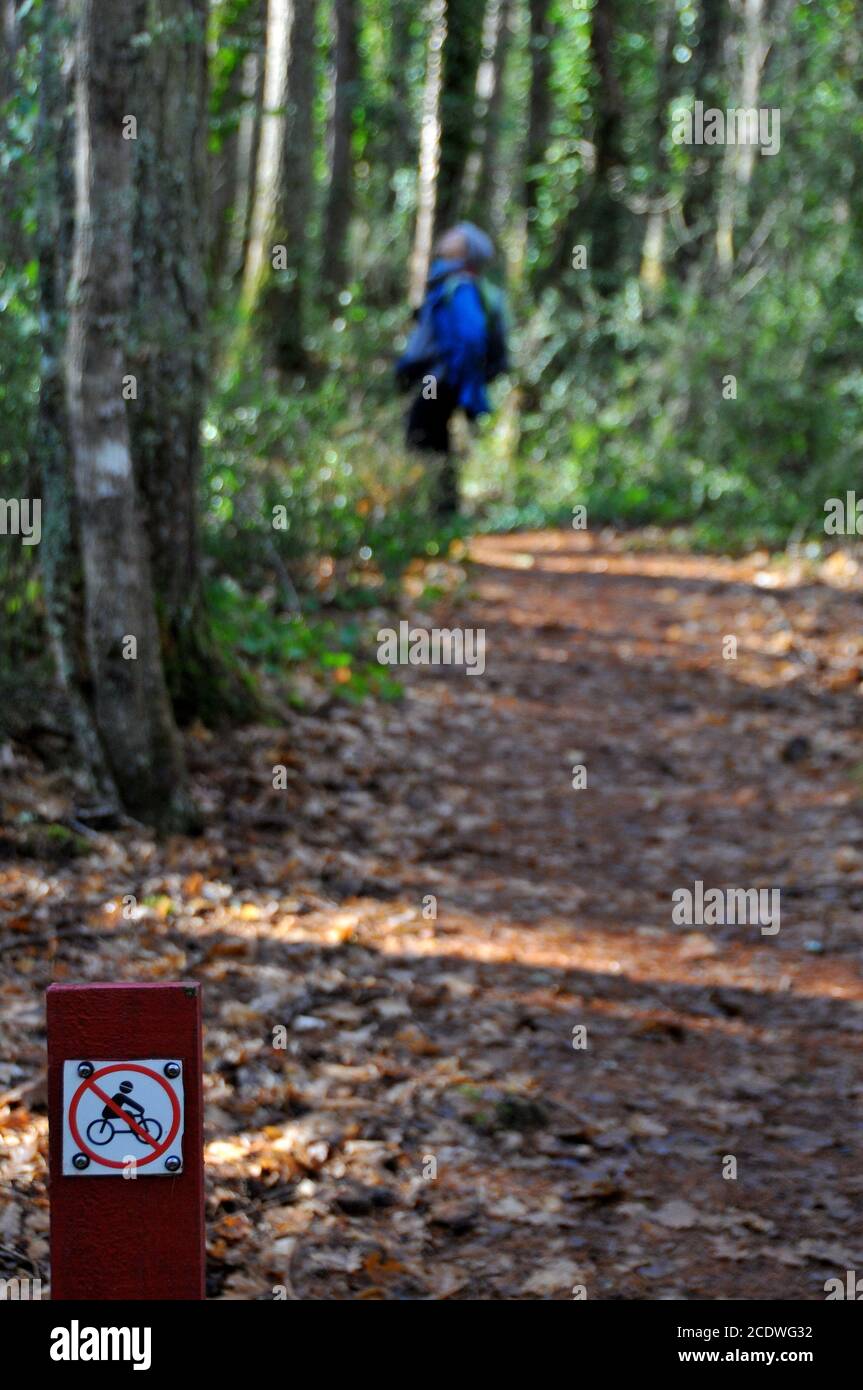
[69,1063,181,1170]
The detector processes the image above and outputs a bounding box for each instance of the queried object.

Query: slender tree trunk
[849,5,863,233]
[210,0,267,296]
[675,0,729,274]
[551,0,628,291]
[465,0,512,231]
[409,0,445,305]
[0,0,17,106]
[0,0,24,262]
[37,0,119,813]
[322,0,360,303]
[383,0,417,207]
[65,0,192,829]
[236,38,266,284]
[582,0,627,285]
[243,0,292,305]
[639,0,677,291]
[716,0,769,271]
[210,45,247,294]
[126,0,213,722]
[251,0,318,369]
[524,0,553,219]
[433,0,486,238]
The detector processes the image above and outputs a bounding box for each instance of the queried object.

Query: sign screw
[77,1061,94,1078]
[73,1153,90,1170]
[164,1062,181,1079]
[165,1155,181,1172]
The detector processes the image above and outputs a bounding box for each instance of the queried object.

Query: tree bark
[466,0,513,232]
[210,31,248,295]
[524,0,553,219]
[243,0,293,304]
[209,0,268,296]
[675,0,729,274]
[126,0,217,721]
[382,0,418,208]
[0,0,17,107]
[322,0,360,303]
[65,0,192,829]
[408,0,445,305]
[715,0,769,271]
[551,0,628,291]
[638,0,678,291]
[37,0,119,813]
[0,0,24,263]
[582,0,627,284]
[236,32,266,286]
[249,0,318,369]
[433,0,486,238]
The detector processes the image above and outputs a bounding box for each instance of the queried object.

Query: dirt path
[2,529,862,1298]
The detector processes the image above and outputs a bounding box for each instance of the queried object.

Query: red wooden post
[47,982,205,1300]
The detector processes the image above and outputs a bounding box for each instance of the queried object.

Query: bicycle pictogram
[85,1082,165,1146]
[62,1060,184,1175]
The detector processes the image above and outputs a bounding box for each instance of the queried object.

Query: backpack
[395,271,509,392]
[475,278,509,382]
[442,274,509,383]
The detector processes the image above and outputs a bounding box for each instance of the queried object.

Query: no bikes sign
[61,1059,185,1176]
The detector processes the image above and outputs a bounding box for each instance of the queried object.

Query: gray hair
[454,222,494,267]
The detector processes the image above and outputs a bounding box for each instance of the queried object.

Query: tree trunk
[433,0,486,238]
[675,0,729,274]
[715,0,769,271]
[250,0,318,369]
[524,0,553,220]
[322,0,360,303]
[582,0,627,285]
[243,0,293,305]
[383,0,418,208]
[465,0,513,232]
[209,34,247,295]
[65,0,192,829]
[37,0,119,813]
[0,0,17,107]
[210,0,268,296]
[236,33,266,287]
[126,0,216,722]
[638,0,678,292]
[551,0,628,291]
[0,0,24,263]
[408,0,445,306]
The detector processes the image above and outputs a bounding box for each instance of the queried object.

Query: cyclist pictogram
[85,1081,164,1146]
[62,1060,184,1176]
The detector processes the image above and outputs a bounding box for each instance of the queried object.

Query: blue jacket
[397,259,498,418]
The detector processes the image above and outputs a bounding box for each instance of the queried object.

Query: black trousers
[406,383,460,517]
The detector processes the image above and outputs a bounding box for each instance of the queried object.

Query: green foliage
[206,574,402,705]
[466,0,863,549]
[471,256,863,549]
[203,306,465,593]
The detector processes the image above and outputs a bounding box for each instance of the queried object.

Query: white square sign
[62,1059,185,1176]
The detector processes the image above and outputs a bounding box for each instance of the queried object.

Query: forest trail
[2,530,863,1299]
